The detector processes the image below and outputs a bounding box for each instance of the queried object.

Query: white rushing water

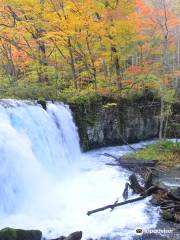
[0,100,160,240]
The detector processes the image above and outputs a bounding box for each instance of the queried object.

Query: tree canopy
[0,0,179,102]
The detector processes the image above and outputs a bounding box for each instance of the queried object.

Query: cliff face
[70,99,161,151]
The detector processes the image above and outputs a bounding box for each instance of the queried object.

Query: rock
[50,232,82,240]
[70,99,161,151]
[37,98,47,110]
[0,228,16,240]
[0,228,42,240]
[66,231,82,240]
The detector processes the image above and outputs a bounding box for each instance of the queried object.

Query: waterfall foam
[0,100,159,239]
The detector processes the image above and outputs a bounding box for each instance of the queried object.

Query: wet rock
[70,99,161,151]
[66,231,82,240]
[0,228,16,240]
[50,231,82,240]
[37,98,46,110]
[0,228,42,240]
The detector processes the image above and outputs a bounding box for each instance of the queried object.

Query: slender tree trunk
[159,77,165,139]
[68,37,77,90]
[86,36,97,92]
[111,46,122,89]
[159,0,169,140]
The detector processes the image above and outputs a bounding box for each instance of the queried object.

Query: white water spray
[0,100,159,239]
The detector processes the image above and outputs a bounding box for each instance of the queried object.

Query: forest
[0,0,180,139]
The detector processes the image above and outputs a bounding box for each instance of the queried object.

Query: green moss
[123,140,180,167]
[0,228,17,240]
[162,210,174,221]
[70,98,101,150]
[0,228,42,240]
[102,103,117,109]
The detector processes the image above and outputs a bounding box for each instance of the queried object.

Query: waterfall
[0,100,159,240]
[0,100,80,214]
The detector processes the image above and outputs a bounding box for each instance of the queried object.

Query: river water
[0,100,160,239]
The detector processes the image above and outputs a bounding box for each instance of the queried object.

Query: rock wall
[70,98,161,151]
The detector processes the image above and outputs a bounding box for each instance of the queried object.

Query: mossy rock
[16,229,42,240]
[162,210,174,221]
[37,97,47,110]
[0,228,16,240]
[0,228,42,240]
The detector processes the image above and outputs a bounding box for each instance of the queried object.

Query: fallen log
[122,183,131,200]
[122,173,144,200]
[87,195,147,216]
[120,159,158,167]
[87,161,180,222]
[106,163,121,166]
[129,174,144,194]
[102,152,158,170]
[110,198,119,212]
[141,186,159,196]
[160,200,180,206]
[105,159,158,168]
[161,204,180,210]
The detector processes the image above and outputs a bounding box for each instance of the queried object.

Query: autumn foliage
[0,0,179,99]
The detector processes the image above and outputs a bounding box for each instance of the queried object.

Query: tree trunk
[159,0,169,139]
[68,37,77,90]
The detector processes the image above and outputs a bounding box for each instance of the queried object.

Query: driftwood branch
[87,158,180,222]
[100,153,119,161]
[87,167,156,216]
[105,159,158,169]
[118,134,136,151]
[110,198,119,212]
[87,195,147,216]
[161,204,180,210]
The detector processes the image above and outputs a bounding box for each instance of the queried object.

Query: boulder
[66,231,82,240]
[37,98,47,110]
[50,232,82,240]
[0,228,42,240]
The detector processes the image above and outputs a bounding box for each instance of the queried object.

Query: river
[0,100,161,239]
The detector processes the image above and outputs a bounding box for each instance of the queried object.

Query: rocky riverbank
[107,155,180,240]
